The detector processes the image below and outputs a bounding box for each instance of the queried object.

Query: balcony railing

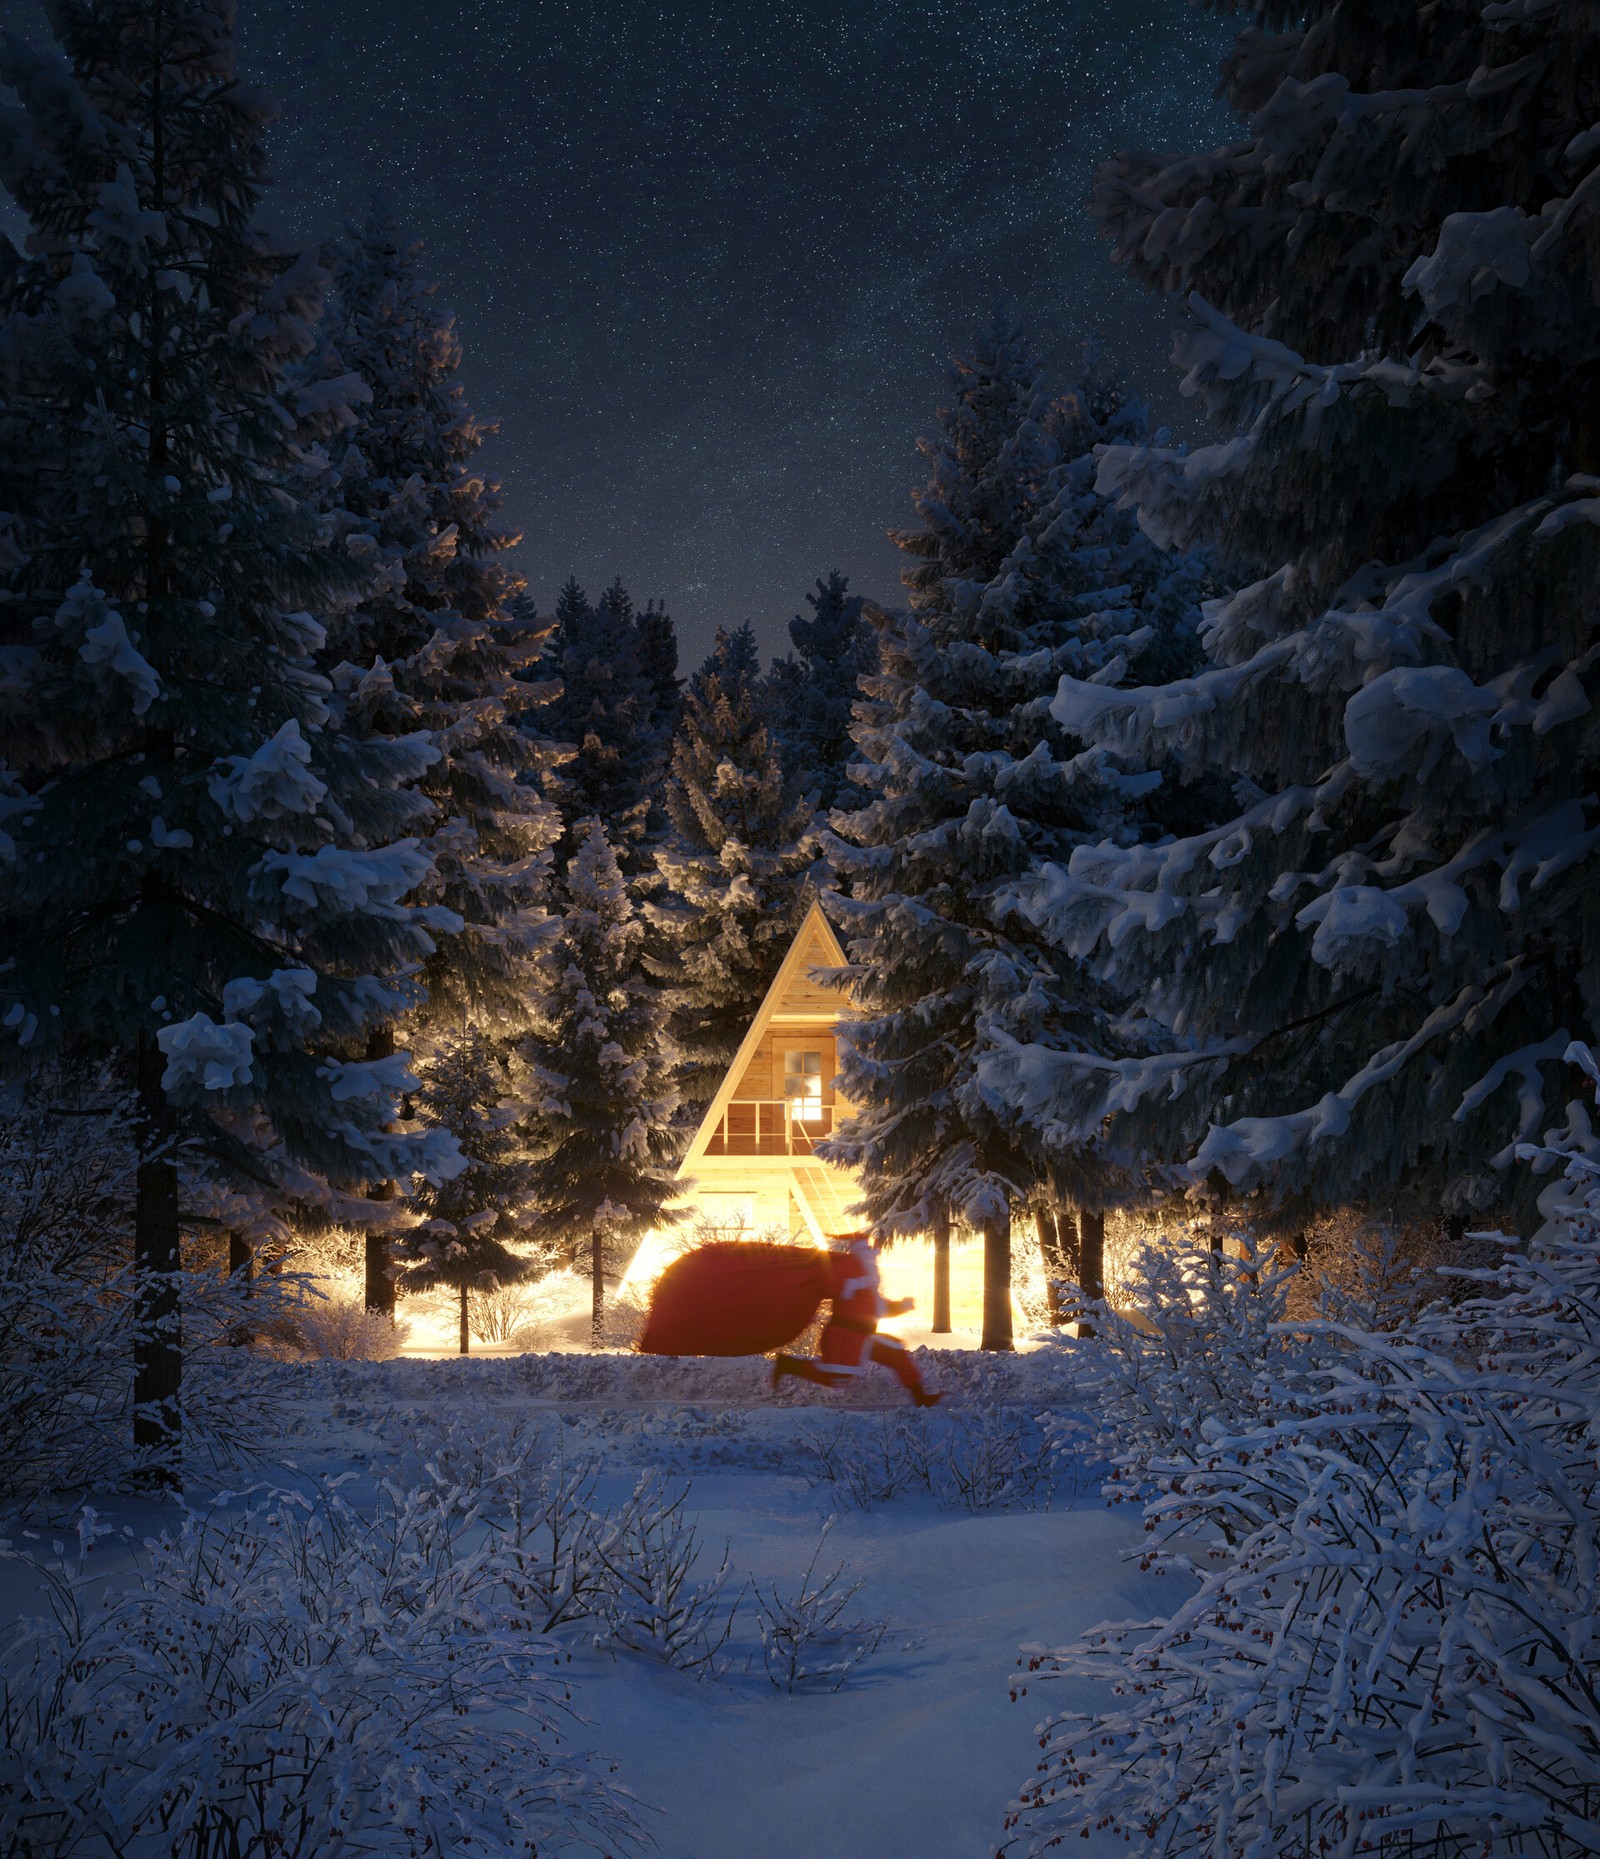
[703,1099,837,1157]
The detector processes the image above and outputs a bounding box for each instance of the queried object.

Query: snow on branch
[156,1013,255,1093]
[0,1480,641,1854]
[1193,963,1534,1190]
[47,576,162,717]
[254,838,434,915]
[206,717,328,823]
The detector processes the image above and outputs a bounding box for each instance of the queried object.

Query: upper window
[784,1049,823,1121]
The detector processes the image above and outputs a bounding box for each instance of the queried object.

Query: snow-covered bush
[749,1517,888,1692]
[1305,1213,1501,1332]
[0,1481,638,1857]
[410,1415,610,1635]
[932,1407,1061,1513]
[1003,1050,1600,1859]
[284,1291,407,1361]
[468,1276,544,1344]
[499,1453,612,1635]
[594,1469,737,1674]
[1047,1234,1317,1539]
[801,1409,1065,1513]
[800,1412,927,1508]
[0,1094,294,1505]
[0,1096,135,1505]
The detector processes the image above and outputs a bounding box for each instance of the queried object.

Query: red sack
[638,1241,832,1356]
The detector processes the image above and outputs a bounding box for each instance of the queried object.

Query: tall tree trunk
[133,1032,181,1486]
[930,1200,951,1334]
[1038,1206,1078,1325]
[980,1203,1013,1352]
[592,1226,605,1348]
[363,1027,397,1316]
[364,1214,395,1316]
[1077,1207,1105,1340]
[459,1283,469,1356]
[226,1229,253,1347]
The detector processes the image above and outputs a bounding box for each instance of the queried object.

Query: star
[6,0,1233,667]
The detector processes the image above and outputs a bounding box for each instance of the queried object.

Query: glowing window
[699,1193,756,1233]
[784,1050,823,1121]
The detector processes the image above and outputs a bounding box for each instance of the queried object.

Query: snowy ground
[1,1349,1191,1858]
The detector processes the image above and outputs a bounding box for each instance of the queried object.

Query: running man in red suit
[771,1234,943,1406]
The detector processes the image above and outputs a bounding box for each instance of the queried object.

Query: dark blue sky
[8,0,1235,667]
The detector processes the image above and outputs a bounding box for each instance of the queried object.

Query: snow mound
[242,1342,1089,1410]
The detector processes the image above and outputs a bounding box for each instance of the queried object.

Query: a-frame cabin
[673,899,861,1241]
[619,901,999,1334]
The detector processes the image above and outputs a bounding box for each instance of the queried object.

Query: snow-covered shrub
[594,1469,737,1673]
[595,1283,650,1352]
[0,1097,135,1505]
[1048,1234,1317,1540]
[410,1415,610,1635]
[801,1409,1065,1513]
[0,1481,638,1857]
[499,1453,612,1634]
[749,1517,888,1692]
[1003,1055,1600,1859]
[284,1290,406,1360]
[0,1094,296,1505]
[247,1225,402,1360]
[931,1407,1060,1513]
[468,1276,542,1343]
[800,1412,925,1508]
[1306,1212,1500,1331]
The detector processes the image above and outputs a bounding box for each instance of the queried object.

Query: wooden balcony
[703,1099,837,1157]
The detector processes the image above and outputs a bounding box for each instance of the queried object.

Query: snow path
[244,1355,1186,1859]
[572,1483,1178,1859]
[1,1355,1191,1858]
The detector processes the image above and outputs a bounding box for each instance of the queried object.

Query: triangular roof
[677,899,850,1175]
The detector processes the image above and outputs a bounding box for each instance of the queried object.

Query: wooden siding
[771,923,845,1018]
[729,1032,839,1102]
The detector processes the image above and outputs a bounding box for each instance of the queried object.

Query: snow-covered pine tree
[636,597,682,746]
[990,1,1600,1238]
[0,0,458,1474]
[821,320,1205,1348]
[764,571,877,813]
[542,577,663,872]
[300,209,564,1311]
[704,618,761,686]
[647,625,816,1122]
[312,206,563,1031]
[394,1028,538,1355]
[521,820,678,1342]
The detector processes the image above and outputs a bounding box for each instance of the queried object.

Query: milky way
[5,0,1234,665]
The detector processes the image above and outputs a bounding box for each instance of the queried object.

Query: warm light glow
[616,1225,683,1296]
[617,1216,829,1298]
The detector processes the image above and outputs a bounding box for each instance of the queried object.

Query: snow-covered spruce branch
[1003,1115,1600,1859]
[0,1480,641,1857]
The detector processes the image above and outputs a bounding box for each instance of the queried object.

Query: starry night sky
[9,0,1236,667]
